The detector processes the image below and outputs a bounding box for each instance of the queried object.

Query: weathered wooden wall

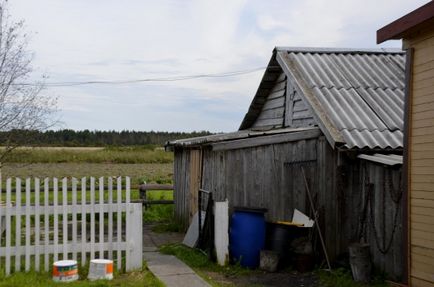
[173,137,404,280]
[341,160,404,281]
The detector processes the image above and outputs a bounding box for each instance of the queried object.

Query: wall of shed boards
[404,25,434,287]
[173,137,404,280]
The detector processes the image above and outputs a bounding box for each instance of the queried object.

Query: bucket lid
[54,260,77,267]
[233,206,267,213]
[90,259,113,264]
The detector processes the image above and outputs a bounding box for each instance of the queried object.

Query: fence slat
[99,177,104,258]
[62,178,68,260]
[25,178,31,271]
[72,178,77,261]
[34,178,40,271]
[53,178,58,262]
[44,178,49,272]
[108,177,113,260]
[15,178,21,272]
[81,178,87,266]
[90,177,95,260]
[5,178,11,275]
[116,177,122,271]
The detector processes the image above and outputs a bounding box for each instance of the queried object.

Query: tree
[0,1,56,172]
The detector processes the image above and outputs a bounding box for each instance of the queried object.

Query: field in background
[2,146,174,185]
[1,146,173,164]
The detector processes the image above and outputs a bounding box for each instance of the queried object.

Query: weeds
[318,268,388,287]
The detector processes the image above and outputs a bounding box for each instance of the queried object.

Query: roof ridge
[275,46,404,54]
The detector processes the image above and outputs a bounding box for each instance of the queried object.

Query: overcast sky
[10,0,429,132]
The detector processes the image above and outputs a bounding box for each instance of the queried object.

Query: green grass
[1,146,173,164]
[2,162,173,187]
[159,244,253,277]
[318,268,388,287]
[0,262,164,287]
[143,190,175,224]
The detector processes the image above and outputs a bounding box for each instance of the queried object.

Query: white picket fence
[0,177,142,275]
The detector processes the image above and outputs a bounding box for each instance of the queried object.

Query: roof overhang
[165,127,321,151]
[377,1,434,43]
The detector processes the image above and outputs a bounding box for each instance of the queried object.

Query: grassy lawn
[0,262,163,287]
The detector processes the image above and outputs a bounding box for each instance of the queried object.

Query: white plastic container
[88,259,114,281]
[52,260,79,282]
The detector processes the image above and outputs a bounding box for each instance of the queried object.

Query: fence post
[126,203,142,271]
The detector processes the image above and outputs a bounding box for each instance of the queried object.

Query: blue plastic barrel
[229,207,267,268]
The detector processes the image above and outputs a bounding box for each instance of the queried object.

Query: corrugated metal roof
[279,48,405,149]
[358,153,403,165]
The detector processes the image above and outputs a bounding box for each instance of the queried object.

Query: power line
[14,66,266,87]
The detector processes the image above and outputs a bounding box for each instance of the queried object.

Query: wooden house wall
[404,25,434,287]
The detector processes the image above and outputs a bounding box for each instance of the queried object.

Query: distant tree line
[0,129,213,147]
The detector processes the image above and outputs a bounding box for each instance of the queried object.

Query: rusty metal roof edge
[274,47,404,54]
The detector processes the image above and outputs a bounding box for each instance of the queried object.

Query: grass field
[1,146,173,164]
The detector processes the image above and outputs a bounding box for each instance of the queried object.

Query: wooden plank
[15,178,21,271]
[53,178,58,262]
[267,88,285,100]
[44,178,49,272]
[284,81,294,127]
[412,230,434,244]
[62,178,68,260]
[412,222,434,234]
[188,150,201,221]
[410,152,434,160]
[262,96,285,111]
[81,178,87,266]
[24,179,31,271]
[139,184,173,191]
[5,178,11,275]
[212,129,321,151]
[413,110,434,121]
[410,275,434,287]
[411,166,434,175]
[412,134,434,144]
[117,177,122,270]
[90,177,95,260]
[412,118,434,129]
[99,177,104,258]
[412,90,434,105]
[413,100,434,114]
[72,178,77,261]
[34,178,40,271]
[252,118,283,128]
[411,159,434,167]
[293,99,309,112]
[412,126,434,137]
[293,109,314,120]
[125,203,142,271]
[108,177,113,260]
[412,191,434,199]
[256,107,284,120]
[411,213,434,225]
[411,198,434,208]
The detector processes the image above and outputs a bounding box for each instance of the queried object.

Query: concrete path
[143,224,211,287]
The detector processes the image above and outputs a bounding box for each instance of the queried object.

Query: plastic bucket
[88,259,114,281]
[230,207,266,268]
[52,260,78,282]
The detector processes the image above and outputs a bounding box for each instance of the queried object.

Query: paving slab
[143,224,210,287]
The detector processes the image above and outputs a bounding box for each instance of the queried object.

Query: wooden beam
[211,129,321,151]
[276,51,344,149]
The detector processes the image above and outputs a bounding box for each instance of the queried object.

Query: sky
[9,0,430,132]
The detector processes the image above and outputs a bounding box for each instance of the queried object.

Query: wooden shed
[378,2,434,286]
[166,47,406,281]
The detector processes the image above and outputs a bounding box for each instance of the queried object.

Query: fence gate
[0,176,142,275]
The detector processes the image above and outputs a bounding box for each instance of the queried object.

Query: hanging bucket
[88,259,114,281]
[52,260,79,282]
[349,243,371,283]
